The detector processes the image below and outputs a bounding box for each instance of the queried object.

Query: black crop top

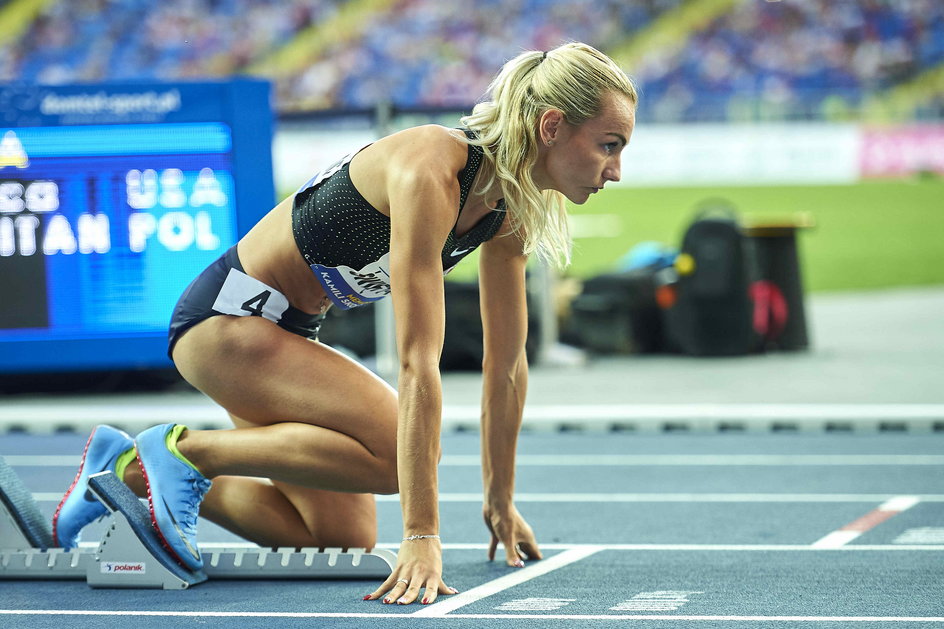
[291,129,506,309]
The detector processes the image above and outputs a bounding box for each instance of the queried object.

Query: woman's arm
[477,223,544,567]
[366,127,464,605]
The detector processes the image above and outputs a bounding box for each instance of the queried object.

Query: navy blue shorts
[167,246,324,359]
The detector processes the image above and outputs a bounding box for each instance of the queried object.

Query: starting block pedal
[0,454,55,551]
[0,456,395,588]
[1,454,87,580]
[86,471,207,589]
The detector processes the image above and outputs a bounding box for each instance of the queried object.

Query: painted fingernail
[450,587,459,594]
[422,598,429,605]
[383,598,391,604]
[397,597,408,605]
[363,595,372,601]
[514,559,525,568]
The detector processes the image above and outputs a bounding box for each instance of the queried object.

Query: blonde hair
[460,42,637,267]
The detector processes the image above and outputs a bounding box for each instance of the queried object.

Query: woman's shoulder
[348,124,474,212]
[377,124,470,174]
[392,123,469,145]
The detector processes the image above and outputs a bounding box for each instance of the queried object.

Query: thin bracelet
[402,534,441,542]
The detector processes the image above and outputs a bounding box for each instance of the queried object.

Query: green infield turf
[282,177,942,294]
[564,178,944,293]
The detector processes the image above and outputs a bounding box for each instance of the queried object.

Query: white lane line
[28,492,944,503]
[377,543,944,552]
[3,456,81,466]
[417,493,944,503]
[3,402,942,425]
[812,496,922,548]
[447,403,944,422]
[438,614,944,622]
[1,611,942,622]
[442,615,944,622]
[0,611,387,618]
[810,531,863,548]
[442,454,944,466]
[196,542,944,552]
[10,453,944,467]
[411,546,603,617]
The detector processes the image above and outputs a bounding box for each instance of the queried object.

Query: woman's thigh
[172,314,398,461]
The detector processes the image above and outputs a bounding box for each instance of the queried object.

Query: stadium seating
[1,0,941,121]
[631,0,944,122]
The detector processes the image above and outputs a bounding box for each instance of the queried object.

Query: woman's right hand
[365,537,457,605]
[483,502,543,567]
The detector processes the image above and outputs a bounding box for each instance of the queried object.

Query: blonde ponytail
[461,42,637,267]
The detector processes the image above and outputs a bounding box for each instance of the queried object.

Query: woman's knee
[363,443,398,495]
[373,467,399,495]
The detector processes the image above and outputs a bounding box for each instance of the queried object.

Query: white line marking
[441,454,944,466]
[13,453,944,467]
[194,541,944,553]
[418,493,944,503]
[12,453,944,469]
[411,546,603,617]
[442,615,944,622]
[450,403,944,422]
[894,528,944,544]
[377,543,944,552]
[3,402,943,432]
[31,491,944,503]
[810,531,862,549]
[612,591,704,611]
[0,611,400,618]
[812,495,921,548]
[495,598,575,611]
[879,496,922,511]
[442,612,944,622]
[2,456,81,466]
[1,610,942,622]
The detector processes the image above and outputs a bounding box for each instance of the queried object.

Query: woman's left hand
[367,537,455,605]
[483,502,543,567]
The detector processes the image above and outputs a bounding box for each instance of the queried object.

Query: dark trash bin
[742,216,814,351]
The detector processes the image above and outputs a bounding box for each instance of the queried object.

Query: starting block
[0,456,395,589]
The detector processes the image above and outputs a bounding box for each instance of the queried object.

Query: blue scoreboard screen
[0,80,275,373]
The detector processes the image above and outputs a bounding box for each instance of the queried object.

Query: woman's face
[535,91,636,204]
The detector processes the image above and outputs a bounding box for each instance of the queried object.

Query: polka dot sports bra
[291,128,506,309]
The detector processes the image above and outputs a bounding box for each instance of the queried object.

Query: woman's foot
[53,425,134,549]
[135,423,211,571]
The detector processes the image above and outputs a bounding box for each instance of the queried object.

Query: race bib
[212,269,290,322]
[312,253,391,310]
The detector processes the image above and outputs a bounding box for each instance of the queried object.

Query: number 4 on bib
[241,291,270,316]
[212,268,290,323]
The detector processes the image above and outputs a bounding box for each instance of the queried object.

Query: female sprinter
[53,41,637,605]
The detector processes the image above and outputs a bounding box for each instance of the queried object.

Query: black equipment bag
[567,269,665,354]
[666,202,757,356]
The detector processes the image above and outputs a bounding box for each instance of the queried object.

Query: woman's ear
[539,109,565,146]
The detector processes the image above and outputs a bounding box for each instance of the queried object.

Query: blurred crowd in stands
[2,0,339,83]
[636,0,944,122]
[281,0,674,110]
[1,0,942,122]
